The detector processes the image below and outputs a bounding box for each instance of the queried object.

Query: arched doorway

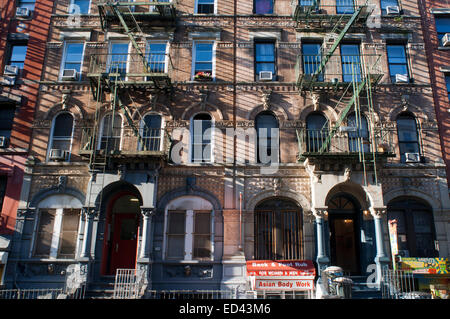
[327,194,361,274]
[254,198,303,260]
[101,191,141,275]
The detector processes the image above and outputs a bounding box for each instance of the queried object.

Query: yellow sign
[399,258,449,275]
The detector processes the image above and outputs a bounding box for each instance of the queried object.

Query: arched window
[255,112,279,163]
[191,113,212,163]
[347,113,370,153]
[140,114,162,151]
[306,113,328,153]
[396,113,420,163]
[48,113,74,161]
[99,113,122,151]
[387,197,437,257]
[254,198,303,260]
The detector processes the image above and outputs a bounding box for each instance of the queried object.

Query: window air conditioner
[2,76,16,86]
[16,7,30,17]
[405,152,420,163]
[259,71,273,81]
[443,33,450,47]
[49,149,66,161]
[395,73,409,83]
[62,69,78,81]
[386,6,400,16]
[4,65,19,76]
[0,136,8,148]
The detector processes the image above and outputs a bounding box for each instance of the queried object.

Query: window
[380,0,399,15]
[196,0,214,14]
[302,42,323,81]
[396,113,420,163]
[18,0,35,11]
[435,16,450,46]
[387,44,409,83]
[306,113,328,152]
[8,44,28,70]
[191,113,212,163]
[99,113,122,151]
[165,205,213,260]
[48,113,74,161]
[0,105,15,140]
[336,0,354,14]
[340,44,361,83]
[255,41,276,81]
[140,114,162,151]
[445,74,450,102]
[255,112,279,163]
[255,199,303,260]
[61,42,84,80]
[193,42,214,80]
[70,0,91,14]
[347,113,370,153]
[34,208,81,259]
[146,42,167,73]
[254,0,273,14]
[387,198,437,258]
[0,176,6,214]
[108,42,129,80]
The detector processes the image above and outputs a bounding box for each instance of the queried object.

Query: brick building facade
[1,0,449,298]
[0,0,51,285]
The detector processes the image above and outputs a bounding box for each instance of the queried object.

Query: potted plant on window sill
[194,71,212,82]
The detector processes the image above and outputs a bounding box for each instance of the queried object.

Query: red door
[109,213,139,274]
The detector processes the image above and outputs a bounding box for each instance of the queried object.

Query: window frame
[17,0,35,11]
[139,112,163,152]
[434,15,450,47]
[396,113,422,163]
[386,43,410,84]
[32,208,81,259]
[59,41,85,81]
[340,43,361,83]
[145,40,169,74]
[301,41,323,81]
[254,40,277,82]
[191,40,216,81]
[195,0,216,14]
[108,41,131,81]
[47,112,75,162]
[98,113,123,151]
[255,111,279,164]
[380,0,399,16]
[164,208,214,261]
[253,0,274,15]
[69,0,91,14]
[7,42,28,70]
[190,113,214,163]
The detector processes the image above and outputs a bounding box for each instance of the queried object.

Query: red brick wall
[418,0,450,187]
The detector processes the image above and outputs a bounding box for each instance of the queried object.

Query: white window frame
[108,40,131,81]
[194,0,217,15]
[46,112,75,162]
[162,197,215,261]
[98,112,124,151]
[59,41,85,82]
[68,0,92,15]
[145,40,170,74]
[189,112,215,164]
[31,208,82,260]
[191,40,216,81]
[139,112,164,152]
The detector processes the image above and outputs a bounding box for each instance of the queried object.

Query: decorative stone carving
[261,89,272,110]
[370,207,387,218]
[313,207,328,219]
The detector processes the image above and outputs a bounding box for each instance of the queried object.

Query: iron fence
[380,269,431,299]
[114,269,141,299]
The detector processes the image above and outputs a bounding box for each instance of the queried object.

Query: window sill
[437,46,450,51]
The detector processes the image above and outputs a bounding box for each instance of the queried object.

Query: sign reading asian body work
[246,260,316,291]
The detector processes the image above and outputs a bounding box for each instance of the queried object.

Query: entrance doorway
[101,193,141,275]
[327,194,360,274]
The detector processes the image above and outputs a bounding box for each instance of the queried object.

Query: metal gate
[113,268,140,299]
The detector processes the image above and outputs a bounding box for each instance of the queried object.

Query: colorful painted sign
[399,258,449,275]
[388,219,398,269]
[246,260,316,278]
[247,260,316,291]
[252,278,314,291]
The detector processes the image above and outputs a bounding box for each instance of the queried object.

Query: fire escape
[80,1,177,171]
[292,0,395,184]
